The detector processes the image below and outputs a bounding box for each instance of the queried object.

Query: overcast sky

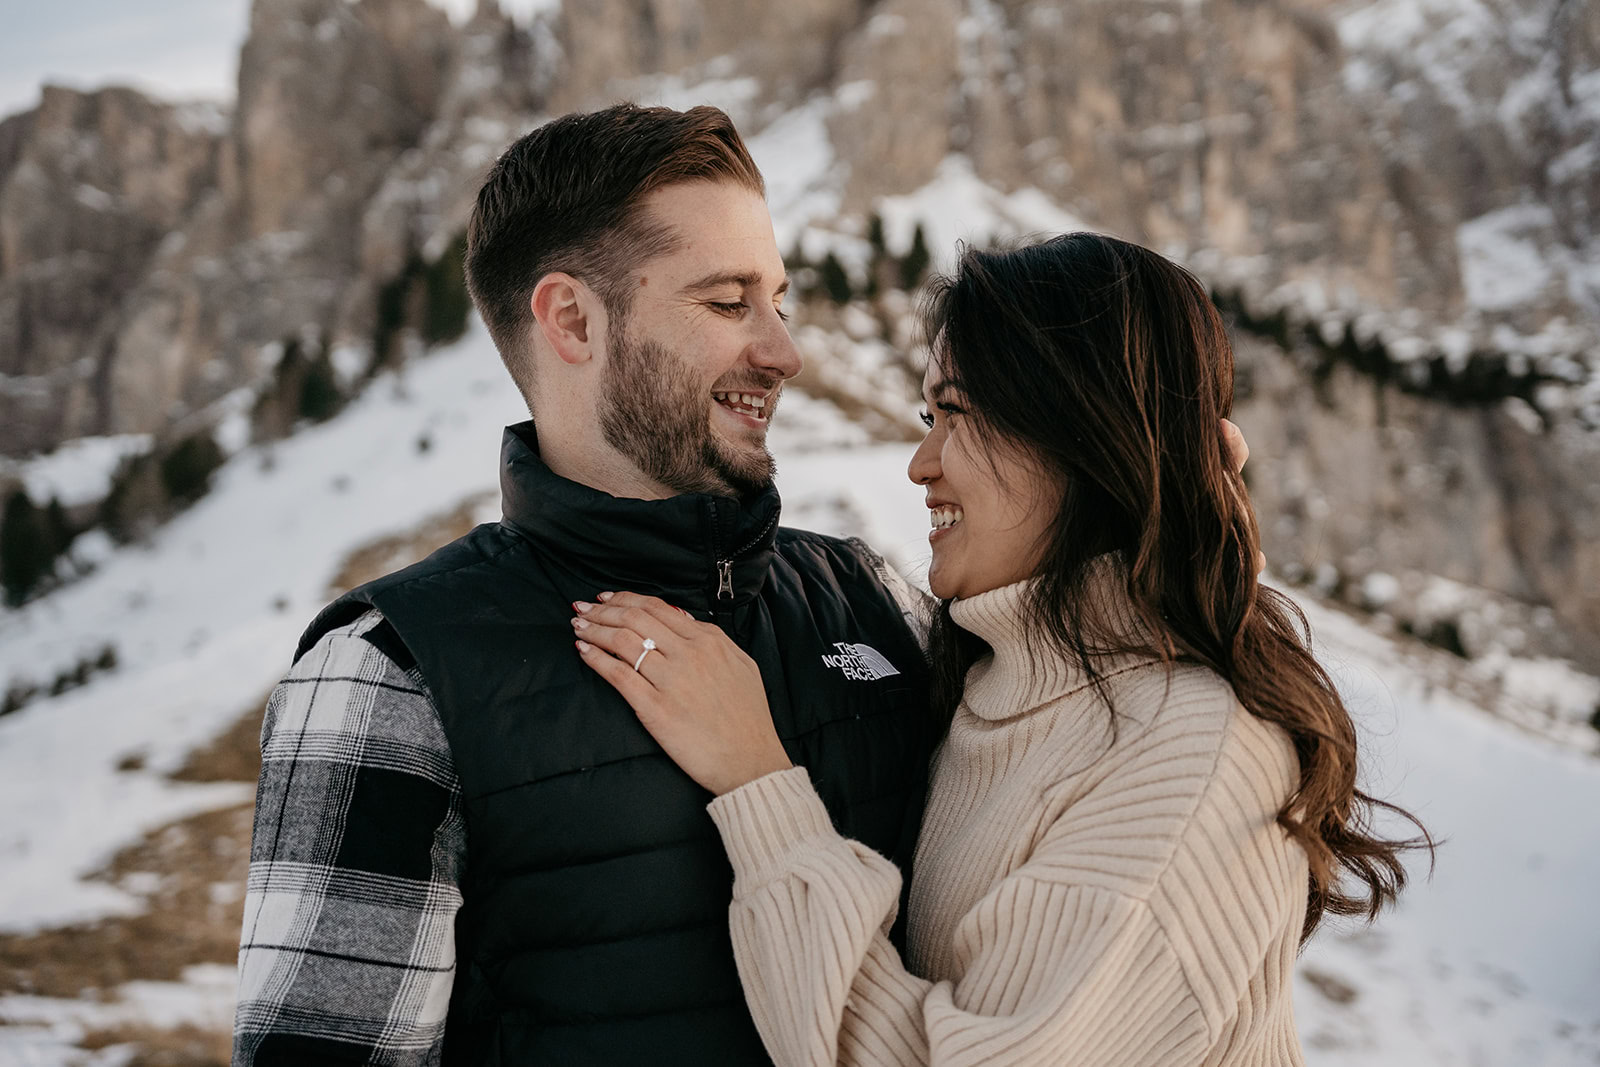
[0,0,252,119]
[0,0,564,121]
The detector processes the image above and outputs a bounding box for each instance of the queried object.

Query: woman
[571,233,1429,1065]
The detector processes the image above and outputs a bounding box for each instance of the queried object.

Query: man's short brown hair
[464,103,765,394]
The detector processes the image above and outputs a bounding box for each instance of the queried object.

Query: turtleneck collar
[948,555,1163,721]
[497,420,782,612]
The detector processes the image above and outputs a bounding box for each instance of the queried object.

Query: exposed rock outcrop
[824,0,1598,340]
[0,88,225,453]
[550,0,869,113]
[0,0,1593,664]
[0,0,493,456]
[1234,330,1600,667]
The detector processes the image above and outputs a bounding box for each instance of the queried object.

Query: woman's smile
[928,502,964,541]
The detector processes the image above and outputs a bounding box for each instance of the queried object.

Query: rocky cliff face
[824,0,1598,340]
[0,0,1594,664]
[1233,331,1600,667]
[0,0,518,456]
[0,88,225,452]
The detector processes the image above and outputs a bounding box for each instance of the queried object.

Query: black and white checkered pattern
[233,611,464,1066]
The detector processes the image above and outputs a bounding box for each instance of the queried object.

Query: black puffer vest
[298,422,933,1064]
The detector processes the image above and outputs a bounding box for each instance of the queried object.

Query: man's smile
[711,388,775,432]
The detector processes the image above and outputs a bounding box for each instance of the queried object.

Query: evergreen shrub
[2,489,52,606]
[160,432,226,505]
[820,252,853,304]
[899,223,931,291]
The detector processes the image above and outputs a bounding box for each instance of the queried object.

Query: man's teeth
[712,391,768,417]
[930,505,964,530]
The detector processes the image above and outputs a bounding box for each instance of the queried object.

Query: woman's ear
[531,272,598,366]
[1221,418,1249,473]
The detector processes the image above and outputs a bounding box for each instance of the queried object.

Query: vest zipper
[713,508,779,604]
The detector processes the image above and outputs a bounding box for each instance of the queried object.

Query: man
[232,104,934,1065]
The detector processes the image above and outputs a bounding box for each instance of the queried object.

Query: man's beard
[598,318,780,497]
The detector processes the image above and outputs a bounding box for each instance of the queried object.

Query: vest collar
[497,421,781,612]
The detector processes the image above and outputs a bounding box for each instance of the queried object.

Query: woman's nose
[907,431,939,485]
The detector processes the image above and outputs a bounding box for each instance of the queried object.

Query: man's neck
[537,429,680,502]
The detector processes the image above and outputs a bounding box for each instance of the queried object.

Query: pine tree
[819,252,853,304]
[45,496,74,554]
[1,489,50,606]
[867,214,887,257]
[900,223,931,291]
[159,432,226,506]
[423,232,472,345]
[299,351,343,423]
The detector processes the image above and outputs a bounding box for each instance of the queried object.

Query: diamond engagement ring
[632,638,657,672]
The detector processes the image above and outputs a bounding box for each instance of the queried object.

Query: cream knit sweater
[707,576,1310,1066]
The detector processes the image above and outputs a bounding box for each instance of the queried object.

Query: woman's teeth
[713,391,767,419]
[930,505,964,530]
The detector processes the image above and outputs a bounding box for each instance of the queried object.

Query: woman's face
[908,360,1062,601]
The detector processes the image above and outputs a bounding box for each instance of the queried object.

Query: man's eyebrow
[682,270,791,295]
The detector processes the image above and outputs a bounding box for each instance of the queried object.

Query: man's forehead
[637,181,784,285]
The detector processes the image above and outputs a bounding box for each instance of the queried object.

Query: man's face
[596,180,800,497]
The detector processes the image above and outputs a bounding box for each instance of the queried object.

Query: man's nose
[750,309,803,381]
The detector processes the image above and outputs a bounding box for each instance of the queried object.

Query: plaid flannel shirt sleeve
[233,610,464,1066]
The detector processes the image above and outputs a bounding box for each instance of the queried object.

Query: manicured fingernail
[575,639,591,652]
[571,617,588,630]
[596,591,614,602]
[573,601,592,613]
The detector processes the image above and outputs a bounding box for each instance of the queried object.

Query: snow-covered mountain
[3,0,1596,669]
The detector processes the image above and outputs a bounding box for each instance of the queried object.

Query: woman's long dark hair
[922,233,1432,942]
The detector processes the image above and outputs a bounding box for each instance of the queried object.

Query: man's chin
[707,442,775,496]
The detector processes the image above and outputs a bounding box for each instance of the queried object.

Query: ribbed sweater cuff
[708,767,836,892]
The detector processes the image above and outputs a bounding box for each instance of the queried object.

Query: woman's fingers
[571,615,662,679]
[575,638,659,713]
[579,591,698,640]
[572,594,791,796]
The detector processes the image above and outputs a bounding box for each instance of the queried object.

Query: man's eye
[919,410,934,429]
[710,301,746,316]
[775,307,790,323]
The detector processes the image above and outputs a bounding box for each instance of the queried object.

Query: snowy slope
[2,318,1597,1064]
[1289,600,1600,1064]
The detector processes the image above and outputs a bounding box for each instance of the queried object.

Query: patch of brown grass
[1301,966,1360,1005]
[170,695,268,785]
[326,492,492,595]
[80,1022,231,1066]
[0,802,253,1000]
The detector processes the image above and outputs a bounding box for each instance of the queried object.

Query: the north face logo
[821,642,901,682]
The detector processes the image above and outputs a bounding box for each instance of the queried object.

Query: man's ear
[531,273,601,366]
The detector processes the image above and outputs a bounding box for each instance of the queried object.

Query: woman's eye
[918,410,934,429]
[937,402,966,417]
